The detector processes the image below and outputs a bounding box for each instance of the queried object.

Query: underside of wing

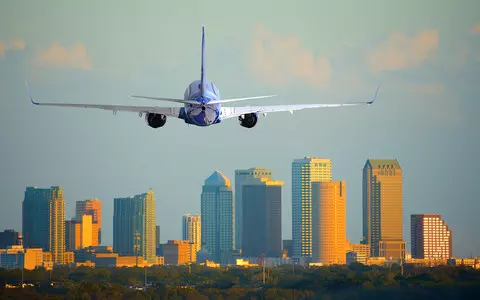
[221,103,361,119]
[27,84,182,118]
[221,86,379,119]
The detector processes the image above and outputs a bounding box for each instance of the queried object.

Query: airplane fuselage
[179,80,223,127]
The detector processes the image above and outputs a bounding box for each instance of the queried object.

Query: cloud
[0,39,26,58]
[0,42,5,58]
[368,30,439,72]
[470,23,480,33]
[251,24,331,87]
[35,43,92,70]
[10,39,26,50]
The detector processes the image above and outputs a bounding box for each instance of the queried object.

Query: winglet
[25,81,40,105]
[368,85,380,105]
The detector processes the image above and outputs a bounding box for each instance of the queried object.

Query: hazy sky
[1,0,479,257]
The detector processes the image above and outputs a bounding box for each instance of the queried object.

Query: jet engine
[239,113,258,128]
[145,113,167,128]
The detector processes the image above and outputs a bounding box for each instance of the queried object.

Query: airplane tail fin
[200,25,207,96]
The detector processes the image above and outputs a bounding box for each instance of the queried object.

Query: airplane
[26,26,379,129]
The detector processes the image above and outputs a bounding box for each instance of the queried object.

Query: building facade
[182,214,201,254]
[311,181,346,265]
[113,190,157,264]
[76,199,102,245]
[49,186,65,265]
[201,170,234,264]
[242,176,283,258]
[362,159,405,259]
[411,214,452,259]
[234,168,272,250]
[0,229,22,249]
[162,240,197,265]
[292,157,332,260]
[22,187,50,250]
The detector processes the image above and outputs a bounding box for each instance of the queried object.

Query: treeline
[1,263,480,299]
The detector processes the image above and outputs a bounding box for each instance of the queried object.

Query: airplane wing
[26,84,182,118]
[221,86,379,120]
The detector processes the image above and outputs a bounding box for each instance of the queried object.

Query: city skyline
[5,156,477,258]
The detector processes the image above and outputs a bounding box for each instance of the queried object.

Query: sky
[1,0,479,257]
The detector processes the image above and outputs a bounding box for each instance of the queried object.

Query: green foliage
[0,264,479,298]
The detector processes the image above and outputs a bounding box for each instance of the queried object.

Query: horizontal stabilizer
[208,95,277,104]
[131,95,198,105]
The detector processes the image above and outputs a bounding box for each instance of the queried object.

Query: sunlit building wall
[411,214,452,259]
[312,181,346,265]
[182,214,201,254]
[49,186,65,265]
[76,199,102,245]
[292,157,332,260]
[362,159,405,259]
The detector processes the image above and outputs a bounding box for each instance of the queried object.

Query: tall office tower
[0,230,22,248]
[292,157,332,260]
[49,186,65,264]
[201,171,234,264]
[234,168,272,250]
[182,214,201,254]
[22,187,50,249]
[362,159,405,259]
[76,199,102,245]
[113,190,157,264]
[242,176,283,258]
[156,225,161,249]
[411,214,452,259]
[311,181,346,265]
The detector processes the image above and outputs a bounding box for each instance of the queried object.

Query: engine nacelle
[239,113,258,128]
[145,113,167,128]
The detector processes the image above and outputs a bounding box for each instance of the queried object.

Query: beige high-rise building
[182,214,201,254]
[292,157,332,260]
[362,159,405,259]
[76,199,102,245]
[411,214,452,259]
[113,190,157,264]
[49,186,65,265]
[312,181,346,265]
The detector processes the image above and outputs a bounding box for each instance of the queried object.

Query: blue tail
[200,26,206,96]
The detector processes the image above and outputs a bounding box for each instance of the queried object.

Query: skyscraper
[113,190,157,264]
[234,168,272,250]
[76,199,102,245]
[156,225,161,249]
[182,214,201,254]
[312,181,346,265]
[201,170,234,264]
[292,157,332,260]
[242,176,283,258]
[362,159,405,259]
[22,187,50,249]
[411,214,452,259]
[49,186,65,264]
